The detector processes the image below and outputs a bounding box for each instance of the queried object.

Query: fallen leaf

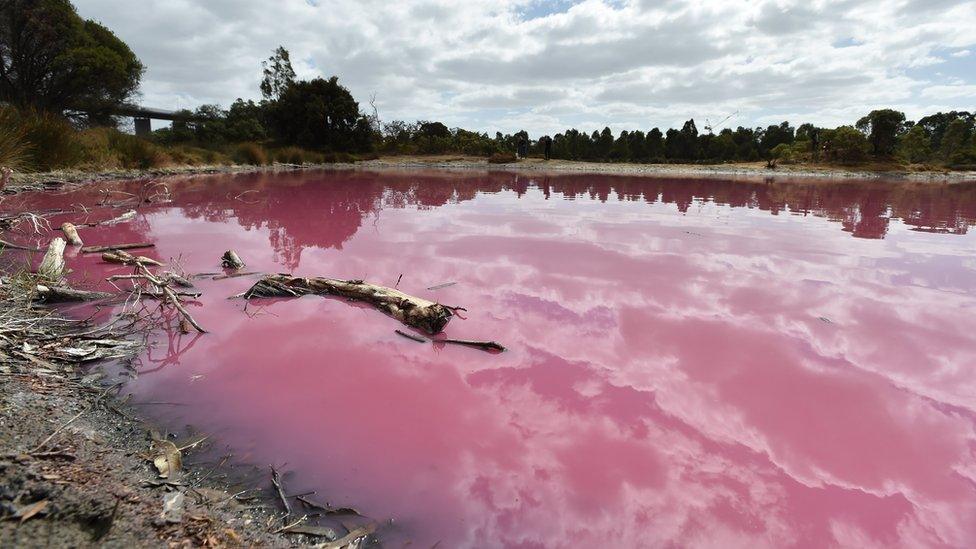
[151,439,182,479]
[18,500,49,522]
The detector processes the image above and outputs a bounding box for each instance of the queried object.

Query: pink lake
[4,169,976,547]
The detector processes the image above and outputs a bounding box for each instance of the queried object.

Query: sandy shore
[357,155,976,182]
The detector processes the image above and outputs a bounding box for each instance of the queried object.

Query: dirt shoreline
[5,156,976,194]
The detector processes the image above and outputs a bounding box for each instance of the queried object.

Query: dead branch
[81,242,155,254]
[35,284,112,303]
[0,238,42,252]
[135,264,206,333]
[241,274,454,334]
[394,329,427,343]
[100,209,136,225]
[427,282,457,291]
[102,250,163,267]
[270,466,293,517]
[60,222,83,246]
[37,238,66,280]
[211,271,259,280]
[221,250,246,270]
[440,339,506,352]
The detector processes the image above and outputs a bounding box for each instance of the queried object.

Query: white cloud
[73,0,976,134]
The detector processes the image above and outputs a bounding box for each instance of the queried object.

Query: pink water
[4,170,976,547]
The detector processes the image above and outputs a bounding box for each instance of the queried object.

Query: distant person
[542,135,553,160]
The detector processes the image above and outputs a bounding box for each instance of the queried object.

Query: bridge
[111,104,197,137]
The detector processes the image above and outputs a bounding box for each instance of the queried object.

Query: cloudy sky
[74,0,976,135]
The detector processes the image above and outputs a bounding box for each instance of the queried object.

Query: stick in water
[81,242,154,254]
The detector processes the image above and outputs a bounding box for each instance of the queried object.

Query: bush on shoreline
[0,105,369,174]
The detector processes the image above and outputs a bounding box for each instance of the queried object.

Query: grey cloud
[72,0,976,133]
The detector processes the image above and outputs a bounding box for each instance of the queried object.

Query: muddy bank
[0,274,376,545]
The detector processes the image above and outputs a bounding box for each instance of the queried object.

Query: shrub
[488,152,517,164]
[233,142,268,165]
[16,110,87,171]
[770,143,794,162]
[76,128,120,169]
[272,146,307,164]
[105,130,170,169]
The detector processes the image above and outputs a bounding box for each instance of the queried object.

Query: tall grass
[0,106,31,171]
[233,142,269,165]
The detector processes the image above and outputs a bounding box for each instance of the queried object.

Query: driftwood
[440,339,506,352]
[37,238,66,280]
[134,265,206,333]
[221,250,246,270]
[100,209,136,225]
[105,270,205,332]
[102,250,163,267]
[81,242,154,254]
[35,284,112,303]
[60,223,83,246]
[242,274,454,335]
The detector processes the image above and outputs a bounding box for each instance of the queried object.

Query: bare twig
[270,466,293,518]
[395,329,426,343]
[439,339,506,352]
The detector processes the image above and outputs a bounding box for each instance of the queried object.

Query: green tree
[225,99,267,142]
[916,111,974,150]
[609,130,631,161]
[940,118,974,164]
[759,121,795,157]
[260,46,296,102]
[646,128,664,161]
[0,0,143,116]
[268,76,370,151]
[824,126,869,163]
[856,109,907,156]
[897,125,931,163]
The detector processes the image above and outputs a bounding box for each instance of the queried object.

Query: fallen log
[241,274,454,335]
[221,250,246,270]
[37,238,66,280]
[35,284,112,303]
[102,250,163,267]
[81,242,154,254]
[60,223,83,246]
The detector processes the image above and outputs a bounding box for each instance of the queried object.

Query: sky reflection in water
[5,170,976,548]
